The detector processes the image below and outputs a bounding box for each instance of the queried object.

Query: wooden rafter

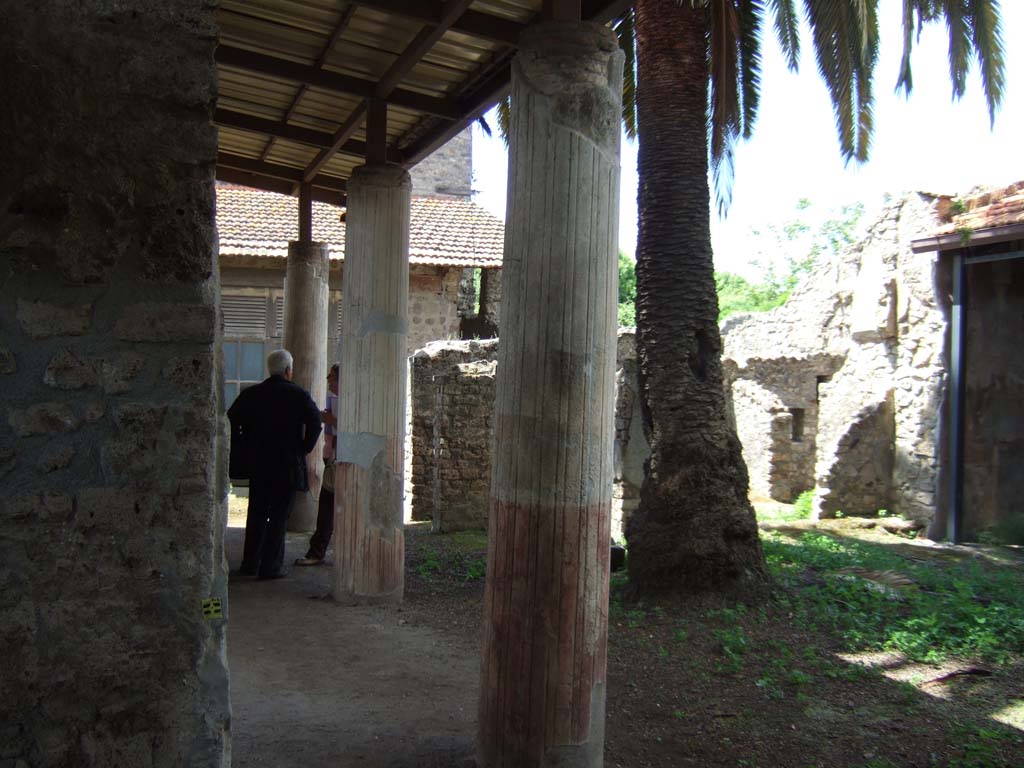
[301,0,474,181]
[259,5,358,162]
[215,108,404,162]
[350,0,524,45]
[216,167,346,205]
[216,46,458,119]
[218,152,347,192]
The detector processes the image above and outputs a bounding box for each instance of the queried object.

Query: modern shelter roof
[217,183,505,267]
[912,181,1024,253]
[215,0,630,203]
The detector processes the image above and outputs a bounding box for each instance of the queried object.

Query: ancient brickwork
[409,128,473,198]
[1,2,228,765]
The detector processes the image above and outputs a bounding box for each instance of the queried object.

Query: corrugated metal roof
[214,0,631,202]
[217,183,504,267]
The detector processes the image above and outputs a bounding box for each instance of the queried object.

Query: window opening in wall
[223,340,267,408]
[790,408,806,442]
[815,374,832,403]
[472,268,482,315]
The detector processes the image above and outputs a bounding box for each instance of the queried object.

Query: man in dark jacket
[228,349,322,579]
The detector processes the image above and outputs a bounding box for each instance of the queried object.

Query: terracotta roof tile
[935,180,1024,235]
[216,183,504,268]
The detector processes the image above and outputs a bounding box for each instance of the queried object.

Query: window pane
[223,341,239,380]
[241,342,264,381]
[224,382,238,409]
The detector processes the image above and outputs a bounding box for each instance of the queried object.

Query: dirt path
[226,525,478,768]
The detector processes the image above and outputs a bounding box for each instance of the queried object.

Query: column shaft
[283,241,330,531]
[333,164,411,603]
[478,21,623,768]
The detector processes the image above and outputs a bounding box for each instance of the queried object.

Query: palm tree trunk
[627,0,769,597]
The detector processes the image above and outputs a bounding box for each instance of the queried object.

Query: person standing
[228,349,322,580]
[295,362,339,566]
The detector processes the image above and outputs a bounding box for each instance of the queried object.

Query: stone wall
[723,355,841,502]
[411,340,499,529]
[410,128,473,198]
[722,193,947,523]
[411,332,645,541]
[1,2,228,766]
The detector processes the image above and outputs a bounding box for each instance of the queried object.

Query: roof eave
[911,223,1024,254]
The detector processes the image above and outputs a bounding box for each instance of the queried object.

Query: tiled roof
[216,183,504,268]
[935,180,1024,234]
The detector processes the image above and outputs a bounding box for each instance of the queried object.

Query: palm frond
[767,0,800,70]
[738,0,764,139]
[614,9,639,140]
[969,0,1006,126]
[942,0,970,99]
[496,96,511,148]
[709,0,742,215]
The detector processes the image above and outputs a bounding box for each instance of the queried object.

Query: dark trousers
[305,486,335,560]
[241,471,295,578]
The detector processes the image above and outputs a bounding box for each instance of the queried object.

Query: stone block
[100,352,146,394]
[3,493,73,525]
[37,445,75,473]
[8,403,81,436]
[0,342,15,374]
[44,349,98,389]
[113,302,214,343]
[16,299,92,338]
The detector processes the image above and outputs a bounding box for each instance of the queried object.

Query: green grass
[764,531,1024,663]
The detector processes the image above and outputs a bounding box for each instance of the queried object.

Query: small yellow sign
[202,597,224,620]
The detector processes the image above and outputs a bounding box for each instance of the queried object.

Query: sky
[470,2,1022,280]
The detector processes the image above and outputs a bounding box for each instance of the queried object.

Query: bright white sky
[470,2,1022,279]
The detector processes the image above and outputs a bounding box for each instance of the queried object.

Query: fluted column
[478,21,622,768]
[283,241,330,531]
[333,164,410,603]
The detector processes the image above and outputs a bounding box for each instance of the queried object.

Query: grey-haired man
[228,349,321,579]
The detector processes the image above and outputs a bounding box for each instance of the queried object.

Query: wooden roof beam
[216,45,458,119]
[260,5,358,162]
[351,0,524,46]
[216,167,346,206]
[215,108,404,162]
[301,0,474,181]
[218,152,346,192]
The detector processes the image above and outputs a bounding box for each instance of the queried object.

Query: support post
[947,251,967,543]
[333,164,411,603]
[299,183,313,244]
[478,21,622,768]
[283,241,330,531]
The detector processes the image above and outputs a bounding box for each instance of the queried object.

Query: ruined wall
[409,128,473,198]
[0,2,229,766]
[410,340,499,529]
[723,356,839,502]
[722,194,946,522]
[411,334,641,541]
[408,265,462,353]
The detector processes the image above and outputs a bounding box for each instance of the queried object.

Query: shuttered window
[222,295,268,338]
[273,297,285,338]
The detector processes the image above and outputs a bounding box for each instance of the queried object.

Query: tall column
[478,22,622,768]
[333,164,411,603]
[283,241,330,531]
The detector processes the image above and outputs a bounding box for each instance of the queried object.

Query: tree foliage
[618,251,637,327]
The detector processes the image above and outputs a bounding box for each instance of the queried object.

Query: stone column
[333,164,411,603]
[478,22,622,768]
[283,241,330,531]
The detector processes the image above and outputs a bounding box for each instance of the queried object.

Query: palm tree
[625,0,1005,596]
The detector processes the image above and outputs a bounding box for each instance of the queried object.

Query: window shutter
[273,297,285,338]
[222,295,268,338]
